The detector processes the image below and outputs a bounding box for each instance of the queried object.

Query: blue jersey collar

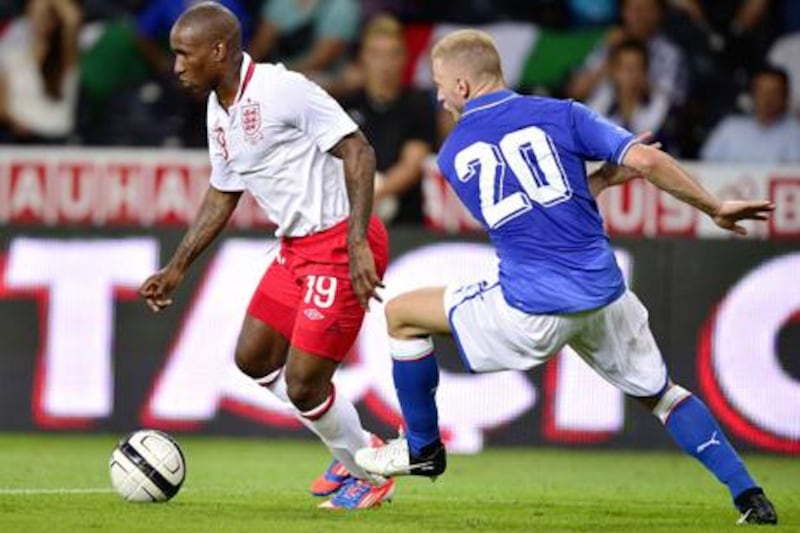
[462,89,519,117]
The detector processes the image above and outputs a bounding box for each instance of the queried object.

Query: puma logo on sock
[696,431,721,453]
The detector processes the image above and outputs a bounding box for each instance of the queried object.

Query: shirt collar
[462,89,519,116]
[213,53,255,114]
[235,53,256,104]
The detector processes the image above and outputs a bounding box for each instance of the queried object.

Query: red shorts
[247,216,389,361]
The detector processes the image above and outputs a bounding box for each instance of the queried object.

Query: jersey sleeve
[271,70,359,153]
[570,101,636,164]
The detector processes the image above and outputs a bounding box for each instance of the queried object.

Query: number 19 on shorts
[304,275,338,308]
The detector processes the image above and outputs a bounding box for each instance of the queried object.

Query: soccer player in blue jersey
[355,30,778,525]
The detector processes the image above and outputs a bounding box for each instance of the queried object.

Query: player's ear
[213,40,226,62]
[456,77,470,99]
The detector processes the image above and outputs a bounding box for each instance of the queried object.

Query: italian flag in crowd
[401,22,605,91]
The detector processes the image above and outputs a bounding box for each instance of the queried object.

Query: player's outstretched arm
[139,186,242,312]
[588,162,642,197]
[588,132,659,197]
[621,144,774,235]
[330,130,384,308]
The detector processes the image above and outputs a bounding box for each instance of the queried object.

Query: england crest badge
[241,101,262,143]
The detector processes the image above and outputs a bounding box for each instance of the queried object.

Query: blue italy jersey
[437,90,636,314]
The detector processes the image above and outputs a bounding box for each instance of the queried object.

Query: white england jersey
[207,53,358,237]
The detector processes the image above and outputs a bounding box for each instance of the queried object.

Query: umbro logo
[303,308,326,321]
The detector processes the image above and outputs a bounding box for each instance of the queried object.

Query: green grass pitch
[0,434,798,532]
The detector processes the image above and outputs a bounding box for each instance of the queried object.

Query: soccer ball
[109,429,186,502]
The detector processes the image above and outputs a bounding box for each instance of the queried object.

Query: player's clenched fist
[139,267,184,312]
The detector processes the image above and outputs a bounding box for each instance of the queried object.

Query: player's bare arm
[588,162,640,197]
[588,131,661,197]
[139,186,242,312]
[622,144,774,235]
[329,130,384,308]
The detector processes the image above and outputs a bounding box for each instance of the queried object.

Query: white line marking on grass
[0,488,114,495]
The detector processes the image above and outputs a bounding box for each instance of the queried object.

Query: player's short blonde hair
[362,14,405,46]
[431,29,503,81]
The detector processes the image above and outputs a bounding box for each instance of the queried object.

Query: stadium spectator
[339,15,436,225]
[588,39,672,149]
[669,0,775,73]
[767,30,800,114]
[701,66,800,163]
[0,0,82,144]
[247,0,359,83]
[670,0,772,35]
[567,0,688,108]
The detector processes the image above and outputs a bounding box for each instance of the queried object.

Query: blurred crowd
[1,0,800,224]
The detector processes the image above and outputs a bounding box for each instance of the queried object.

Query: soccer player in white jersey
[139,4,691,512]
[355,30,779,525]
[138,2,393,509]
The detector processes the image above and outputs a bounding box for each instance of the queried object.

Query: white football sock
[255,368,291,404]
[255,368,319,435]
[300,384,377,483]
[256,371,377,483]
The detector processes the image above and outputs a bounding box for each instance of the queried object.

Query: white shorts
[444,281,668,397]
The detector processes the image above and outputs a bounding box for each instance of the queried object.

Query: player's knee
[384,296,411,339]
[649,383,692,423]
[234,337,276,379]
[285,374,328,412]
[234,346,260,378]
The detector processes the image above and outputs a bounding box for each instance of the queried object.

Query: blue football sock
[664,394,757,501]
[392,347,441,457]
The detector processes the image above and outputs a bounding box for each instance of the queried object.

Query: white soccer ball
[109,429,186,502]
